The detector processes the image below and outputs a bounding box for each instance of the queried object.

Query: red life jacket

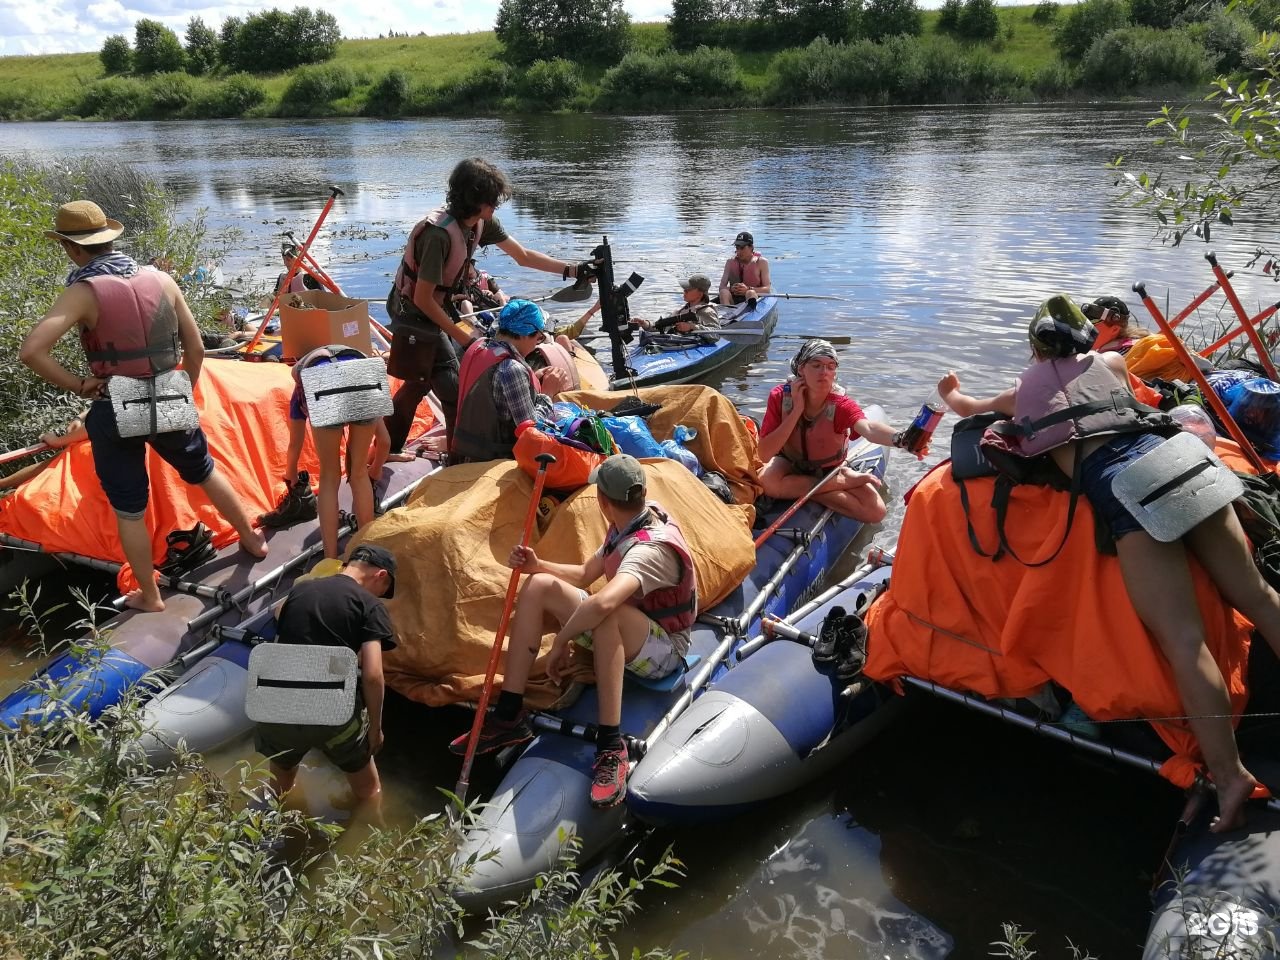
[393,207,482,306]
[530,340,580,391]
[725,253,767,302]
[452,338,538,462]
[779,382,849,473]
[1012,354,1171,458]
[79,271,180,379]
[600,503,699,634]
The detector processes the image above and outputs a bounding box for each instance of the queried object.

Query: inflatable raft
[610,297,780,390]
[450,417,888,909]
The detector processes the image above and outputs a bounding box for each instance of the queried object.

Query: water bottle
[899,394,944,456]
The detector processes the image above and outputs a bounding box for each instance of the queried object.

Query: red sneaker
[448,711,533,757]
[589,743,629,809]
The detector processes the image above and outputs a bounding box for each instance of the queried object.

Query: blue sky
[0,0,955,56]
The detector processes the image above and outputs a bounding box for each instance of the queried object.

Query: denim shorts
[86,400,215,517]
[289,354,372,423]
[1079,432,1169,542]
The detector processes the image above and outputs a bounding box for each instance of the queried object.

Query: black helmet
[1081,295,1130,323]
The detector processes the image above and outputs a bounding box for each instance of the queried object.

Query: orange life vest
[600,503,698,634]
[393,207,482,307]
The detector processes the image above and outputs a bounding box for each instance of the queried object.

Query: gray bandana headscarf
[65,252,139,287]
[790,338,838,375]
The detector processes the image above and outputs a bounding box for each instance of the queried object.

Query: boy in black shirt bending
[255,544,397,801]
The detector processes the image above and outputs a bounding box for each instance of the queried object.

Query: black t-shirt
[276,576,396,653]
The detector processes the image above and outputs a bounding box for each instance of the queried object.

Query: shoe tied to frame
[589,743,629,809]
[259,471,318,530]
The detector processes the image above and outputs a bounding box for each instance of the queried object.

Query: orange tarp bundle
[864,455,1254,788]
[0,359,434,591]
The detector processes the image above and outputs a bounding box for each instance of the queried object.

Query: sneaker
[811,606,847,665]
[259,472,317,530]
[589,743,629,809]
[447,711,534,757]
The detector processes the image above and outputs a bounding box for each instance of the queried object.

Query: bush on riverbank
[0,5,1262,119]
[0,614,686,959]
[0,160,235,451]
[1080,24,1211,91]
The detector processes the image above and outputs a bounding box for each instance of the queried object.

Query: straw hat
[45,200,124,245]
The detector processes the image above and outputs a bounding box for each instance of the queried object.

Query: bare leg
[367,420,390,480]
[760,457,885,523]
[283,418,307,487]
[344,422,376,529]
[588,604,656,727]
[1187,506,1280,659]
[269,761,298,797]
[312,426,344,560]
[1116,531,1256,831]
[199,468,268,558]
[345,758,382,801]
[118,514,164,612]
[500,574,584,694]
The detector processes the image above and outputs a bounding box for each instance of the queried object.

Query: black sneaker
[834,615,869,683]
[812,606,847,665]
[448,710,534,757]
[259,472,317,530]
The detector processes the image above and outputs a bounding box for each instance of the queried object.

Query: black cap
[734,231,754,247]
[349,544,397,598]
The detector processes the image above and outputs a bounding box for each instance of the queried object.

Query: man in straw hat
[21,200,268,612]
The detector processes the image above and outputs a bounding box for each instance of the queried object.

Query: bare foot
[240,530,269,559]
[124,589,166,612]
[384,452,416,463]
[1211,770,1258,833]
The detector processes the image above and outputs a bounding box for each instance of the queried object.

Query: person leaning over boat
[758,339,916,523]
[632,274,720,336]
[936,294,1280,833]
[256,544,397,802]
[1082,295,1149,355]
[383,158,596,457]
[449,454,696,810]
[20,200,268,613]
[718,231,771,305]
[451,299,572,464]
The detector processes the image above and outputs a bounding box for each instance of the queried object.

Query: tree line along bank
[0,0,1276,121]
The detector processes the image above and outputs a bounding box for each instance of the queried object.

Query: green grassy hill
[0,9,1222,122]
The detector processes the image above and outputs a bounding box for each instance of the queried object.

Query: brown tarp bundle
[365,451,757,709]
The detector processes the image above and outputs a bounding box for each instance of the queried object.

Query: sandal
[158,523,216,577]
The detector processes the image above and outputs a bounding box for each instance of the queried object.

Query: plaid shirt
[486,338,551,428]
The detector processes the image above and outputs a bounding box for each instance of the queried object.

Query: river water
[3,106,1272,955]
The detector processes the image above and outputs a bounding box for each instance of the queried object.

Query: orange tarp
[0,359,433,590]
[864,454,1254,788]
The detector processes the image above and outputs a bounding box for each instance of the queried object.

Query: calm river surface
[4,106,1270,956]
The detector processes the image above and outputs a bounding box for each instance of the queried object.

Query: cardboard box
[279,290,373,360]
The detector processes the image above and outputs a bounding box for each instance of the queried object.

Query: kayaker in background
[451,257,508,319]
[632,274,720,336]
[383,157,597,457]
[275,241,325,296]
[21,200,268,613]
[255,544,397,803]
[757,339,913,522]
[451,299,572,464]
[935,294,1280,832]
[1083,295,1150,355]
[449,454,696,810]
[718,231,771,305]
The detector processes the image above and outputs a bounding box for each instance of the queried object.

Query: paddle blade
[548,281,596,303]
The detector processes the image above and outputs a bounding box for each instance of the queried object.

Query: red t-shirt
[760,383,866,438]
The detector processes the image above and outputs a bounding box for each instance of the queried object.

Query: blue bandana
[498,298,547,336]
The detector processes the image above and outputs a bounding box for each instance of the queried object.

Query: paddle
[753,445,881,550]
[579,330,850,345]
[454,452,557,804]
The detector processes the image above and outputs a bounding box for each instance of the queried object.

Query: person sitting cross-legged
[449,454,697,810]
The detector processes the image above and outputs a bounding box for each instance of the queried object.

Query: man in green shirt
[384,158,595,455]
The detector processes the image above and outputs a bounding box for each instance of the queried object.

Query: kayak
[625,564,902,824]
[450,414,888,909]
[610,297,779,389]
[0,454,438,729]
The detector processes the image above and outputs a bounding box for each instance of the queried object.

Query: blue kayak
[610,297,780,389]
[451,420,887,909]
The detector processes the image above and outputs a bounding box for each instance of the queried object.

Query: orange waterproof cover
[864,450,1254,788]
